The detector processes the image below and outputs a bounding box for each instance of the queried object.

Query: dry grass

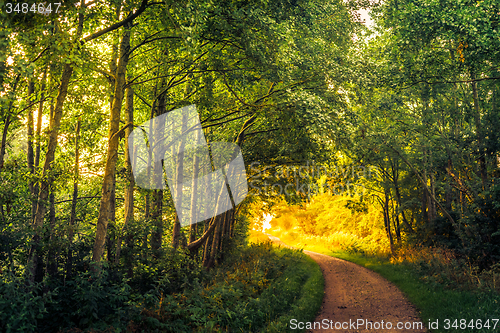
[392,245,500,292]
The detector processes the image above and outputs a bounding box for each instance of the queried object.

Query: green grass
[332,251,500,333]
[263,253,324,332]
[268,230,500,333]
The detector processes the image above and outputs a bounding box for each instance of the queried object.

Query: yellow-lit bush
[266,193,390,255]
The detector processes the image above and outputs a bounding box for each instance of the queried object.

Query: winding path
[266,234,428,332]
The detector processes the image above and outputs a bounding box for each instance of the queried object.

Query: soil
[266,234,428,332]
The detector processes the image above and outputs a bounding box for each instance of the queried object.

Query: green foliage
[332,250,500,333]
[0,274,51,333]
[38,268,136,332]
[134,242,322,332]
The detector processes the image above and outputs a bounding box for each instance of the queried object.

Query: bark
[0,74,21,169]
[33,68,48,213]
[428,160,437,222]
[445,158,453,211]
[27,80,35,218]
[46,192,57,277]
[30,63,74,282]
[92,27,131,262]
[202,220,213,267]
[188,131,201,244]
[66,120,80,279]
[106,173,116,262]
[471,70,487,188]
[151,92,166,257]
[393,200,401,243]
[35,68,47,170]
[172,112,188,250]
[0,115,11,170]
[207,214,222,268]
[115,85,134,264]
[384,189,395,256]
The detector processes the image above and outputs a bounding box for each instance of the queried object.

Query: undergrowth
[1,239,323,332]
[134,241,323,332]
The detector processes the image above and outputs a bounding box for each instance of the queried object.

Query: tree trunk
[151,92,166,257]
[33,68,48,214]
[189,131,201,244]
[106,174,116,262]
[27,80,36,218]
[66,120,80,279]
[30,63,74,282]
[0,115,10,170]
[172,112,188,250]
[0,74,21,170]
[384,189,395,256]
[202,220,213,267]
[115,85,134,264]
[92,27,131,263]
[207,215,221,268]
[471,70,487,188]
[46,192,57,277]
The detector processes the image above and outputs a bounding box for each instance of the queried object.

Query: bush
[0,274,51,333]
[135,242,321,332]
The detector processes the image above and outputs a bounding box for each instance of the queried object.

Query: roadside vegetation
[1,224,323,332]
[263,191,500,333]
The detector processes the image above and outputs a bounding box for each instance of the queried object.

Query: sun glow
[262,213,273,232]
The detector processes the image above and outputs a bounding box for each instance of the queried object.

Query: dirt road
[266,234,427,332]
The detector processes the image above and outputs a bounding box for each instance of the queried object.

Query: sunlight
[358,8,374,28]
[262,213,273,232]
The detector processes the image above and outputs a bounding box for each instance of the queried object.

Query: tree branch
[81,0,149,44]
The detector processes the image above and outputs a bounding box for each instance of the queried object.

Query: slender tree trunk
[106,174,116,262]
[151,92,166,257]
[383,189,395,256]
[172,112,188,250]
[66,120,80,279]
[115,85,134,264]
[27,80,36,218]
[471,70,487,188]
[92,27,131,263]
[208,215,221,268]
[33,68,48,214]
[0,115,10,170]
[202,220,213,267]
[35,68,47,170]
[189,131,201,244]
[0,74,21,170]
[393,200,401,243]
[30,63,74,282]
[46,192,57,277]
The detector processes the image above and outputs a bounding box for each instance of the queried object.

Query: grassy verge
[263,253,324,332]
[247,231,324,332]
[267,229,500,333]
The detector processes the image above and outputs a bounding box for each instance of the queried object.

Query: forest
[1,0,500,332]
